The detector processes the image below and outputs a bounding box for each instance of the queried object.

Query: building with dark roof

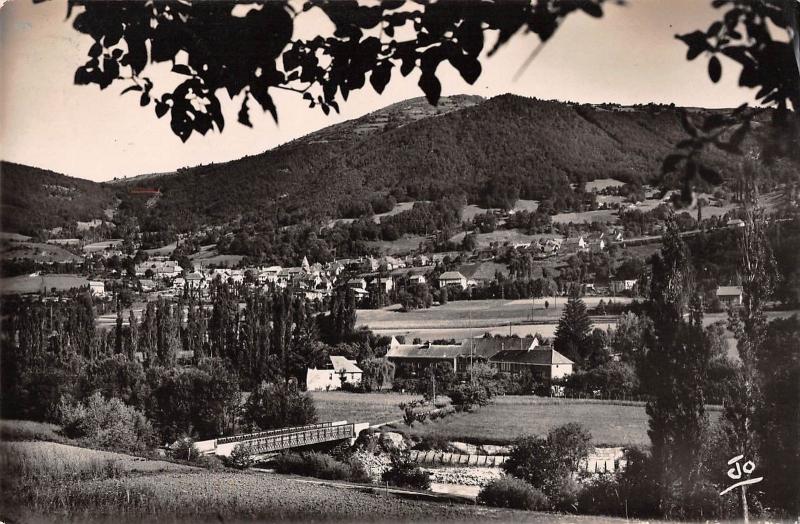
[489,347,574,381]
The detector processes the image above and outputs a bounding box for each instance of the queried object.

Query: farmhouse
[386,337,468,374]
[716,285,743,306]
[489,346,574,381]
[408,273,427,285]
[437,271,468,290]
[306,356,363,391]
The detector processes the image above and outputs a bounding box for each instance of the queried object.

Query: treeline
[0,283,389,444]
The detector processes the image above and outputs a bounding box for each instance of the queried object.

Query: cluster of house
[305,335,574,392]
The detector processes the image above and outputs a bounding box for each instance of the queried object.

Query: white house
[306,356,363,391]
[610,279,638,294]
[437,271,468,290]
[578,236,587,249]
[88,280,105,296]
[716,285,743,306]
[409,273,427,285]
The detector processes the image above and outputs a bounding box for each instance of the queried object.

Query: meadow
[0,438,633,523]
[0,274,89,295]
[311,391,428,426]
[356,298,628,340]
[388,396,723,447]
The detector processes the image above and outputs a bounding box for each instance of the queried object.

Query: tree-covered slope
[0,162,115,235]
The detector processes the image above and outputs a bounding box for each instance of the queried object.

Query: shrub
[503,423,592,499]
[58,392,155,453]
[382,453,430,489]
[414,434,453,452]
[478,477,550,510]
[403,406,416,427]
[225,443,254,469]
[272,452,368,482]
[170,437,200,461]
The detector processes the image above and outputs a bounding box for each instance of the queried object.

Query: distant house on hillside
[437,271,467,290]
[306,356,363,391]
[727,219,745,228]
[716,285,743,306]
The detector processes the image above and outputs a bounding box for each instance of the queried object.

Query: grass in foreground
[0,441,633,523]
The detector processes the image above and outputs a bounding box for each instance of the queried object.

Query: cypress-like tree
[645,219,710,518]
[553,292,591,365]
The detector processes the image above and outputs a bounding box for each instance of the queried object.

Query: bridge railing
[216,421,339,445]
[236,423,355,454]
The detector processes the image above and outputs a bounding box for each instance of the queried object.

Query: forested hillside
[118,94,772,232]
[0,162,115,234]
[2,95,780,237]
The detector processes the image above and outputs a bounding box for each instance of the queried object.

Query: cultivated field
[389,396,722,447]
[357,298,629,340]
[0,438,633,523]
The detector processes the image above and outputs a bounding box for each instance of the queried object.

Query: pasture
[389,396,722,447]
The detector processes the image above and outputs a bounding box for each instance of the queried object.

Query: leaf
[139,93,150,106]
[303,92,313,101]
[155,101,169,118]
[89,42,102,58]
[581,2,603,18]
[172,64,193,76]
[418,73,441,105]
[238,96,252,127]
[121,85,143,95]
[708,56,722,83]
[369,62,392,94]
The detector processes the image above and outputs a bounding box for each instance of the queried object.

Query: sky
[0,0,759,182]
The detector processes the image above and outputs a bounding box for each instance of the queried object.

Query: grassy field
[0,439,632,523]
[550,209,619,224]
[0,274,89,295]
[357,298,630,330]
[365,234,427,255]
[311,391,427,425]
[449,230,561,249]
[1,241,84,263]
[388,396,722,447]
[585,178,625,191]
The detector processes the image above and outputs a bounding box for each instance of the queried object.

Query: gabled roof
[468,337,544,359]
[490,348,573,366]
[330,356,362,374]
[716,285,743,296]
[387,341,468,360]
[438,271,466,280]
